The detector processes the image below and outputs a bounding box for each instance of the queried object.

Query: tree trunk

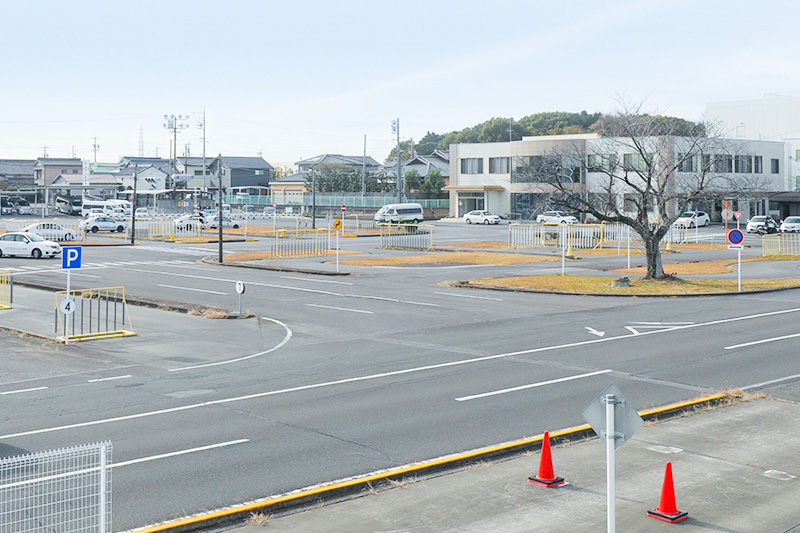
[644,234,665,279]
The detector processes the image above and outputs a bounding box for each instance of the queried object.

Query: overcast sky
[2,0,799,169]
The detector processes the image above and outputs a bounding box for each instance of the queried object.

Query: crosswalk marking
[2,259,196,274]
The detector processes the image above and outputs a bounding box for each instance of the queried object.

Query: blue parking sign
[62,246,82,269]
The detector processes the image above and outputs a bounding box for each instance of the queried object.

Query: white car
[746,215,777,233]
[174,214,204,230]
[81,216,127,233]
[108,207,127,220]
[536,211,579,224]
[780,216,800,233]
[21,222,77,241]
[203,216,240,229]
[464,210,501,225]
[0,232,61,258]
[674,211,710,228]
[134,208,151,218]
[11,199,33,215]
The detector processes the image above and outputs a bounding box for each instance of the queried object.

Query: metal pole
[65,270,71,345]
[131,163,138,244]
[311,165,316,229]
[362,134,367,199]
[627,227,631,269]
[561,227,566,276]
[395,118,402,203]
[605,393,616,533]
[218,154,224,263]
[336,229,340,272]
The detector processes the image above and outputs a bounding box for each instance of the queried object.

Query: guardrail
[55,287,135,342]
[274,229,330,258]
[762,234,800,256]
[342,214,380,234]
[379,223,433,250]
[0,269,11,309]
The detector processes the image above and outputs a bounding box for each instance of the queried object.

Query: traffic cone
[647,462,688,523]
[528,431,565,487]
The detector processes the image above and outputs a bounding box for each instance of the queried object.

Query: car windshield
[785,217,800,223]
[751,216,766,222]
[680,212,695,217]
[27,234,45,242]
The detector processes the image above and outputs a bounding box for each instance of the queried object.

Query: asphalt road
[1,221,797,530]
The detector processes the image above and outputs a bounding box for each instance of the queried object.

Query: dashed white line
[306,303,373,314]
[455,370,613,401]
[433,291,503,301]
[281,275,353,285]
[88,375,132,383]
[1,386,48,395]
[157,284,227,295]
[113,439,250,468]
[724,332,800,350]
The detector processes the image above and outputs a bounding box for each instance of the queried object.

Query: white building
[447,133,788,221]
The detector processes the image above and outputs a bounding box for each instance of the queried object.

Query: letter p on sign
[62,246,82,269]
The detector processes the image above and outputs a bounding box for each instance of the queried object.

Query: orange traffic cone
[528,431,565,487]
[647,462,688,523]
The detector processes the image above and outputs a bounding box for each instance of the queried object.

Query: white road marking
[455,370,613,401]
[306,303,373,314]
[88,375,132,383]
[71,272,103,278]
[742,372,800,390]
[281,275,353,285]
[169,317,293,372]
[724,332,800,350]
[157,284,227,295]
[433,291,503,301]
[1,386,48,395]
[113,439,250,468]
[585,327,605,337]
[406,301,441,307]
[3,307,799,440]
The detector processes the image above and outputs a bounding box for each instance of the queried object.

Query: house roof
[273,171,308,183]
[295,154,380,168]
[0,159,36,176]
[34,158,82,166]
[220,156,274,170]
[52,173,120,185]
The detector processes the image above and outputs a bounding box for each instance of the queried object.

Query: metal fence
[509,222,697,251]
[55,287,135,342]
[274,229,331,258]
[0,441,112,533]
[762,234,800,256]
[224,194,449,208]
[0,269,11,309]
[379,223,433,250]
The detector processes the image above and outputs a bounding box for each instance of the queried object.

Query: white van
[374,203,424,224]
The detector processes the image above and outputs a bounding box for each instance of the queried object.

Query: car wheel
[65,233,73,241]
[412,219,420,224]
[117,226,124,232]
[233,224,239,229]
[0,249,3,258]
[466,219,472,224]
[91,227,99,233]
[483,219,490,225]
[689,222,695,228]
[31,249,42,259]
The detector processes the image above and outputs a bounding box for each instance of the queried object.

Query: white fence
[509,222,694,250]
[0,441,112,533]
[380,223,433,250]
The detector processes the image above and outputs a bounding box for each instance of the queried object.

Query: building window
[587,154,616,172]
[734,155,752,173]
[460,158,483,174]
[488,157,509,174]
[622,153,647,172]
[255,170,265,175]
[713,155,733,173]
[678,154,695,172]
[771,158,780,174]
[754,156,763,173]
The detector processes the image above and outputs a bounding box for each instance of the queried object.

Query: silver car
[81,216,127,233]
[780,216,800,233]
[0,232,61,258]
[464,210,501,225]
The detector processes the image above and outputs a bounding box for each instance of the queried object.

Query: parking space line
[157,284,227,295]
[306,303,373,314]
[454,370,613,401]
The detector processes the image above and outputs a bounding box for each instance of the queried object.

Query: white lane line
[113,439,250,468]
[724,332,800,350]
[169,317,293,372]
[455,370,613,401]
[630,321,694,325]
[3,307,799,440]
[281,275,353,285]
[88,375,132,383]
[157,284,227,295]
[1,386,48,395]
[71,272,103,279]
[406,301,441,307]
[742,373,800,390]
[433,291,503,301]
[306,303,373,314]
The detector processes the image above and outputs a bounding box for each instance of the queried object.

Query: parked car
[21,222,77,241]
[88,208,105,218]
[174,214,204,230]
[536,211,579,224]
[134,207,151,218]
[674,211,710,228]
[81,216,126,233]
[262,206,276,217]
[0,197,12,215]
[0,232,61,258]
[203,216,240,229]
[10,198,33,215]
[780,216,800,233]
[746,215,777,233]
[464,210,501,225]
[108,207,127,220]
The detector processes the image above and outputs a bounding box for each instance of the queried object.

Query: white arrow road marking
[585,327,605,337]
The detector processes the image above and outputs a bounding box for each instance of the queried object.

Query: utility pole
[392,118,401,203]
[163,114,189,184]
[199,110,207,205]
[217,154,224,263]
[131,163,138,245]
[311,165,317,229]
[42,145,48,158]
[92,137,100,165]
[362,134,367,199]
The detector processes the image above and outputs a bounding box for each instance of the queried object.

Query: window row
[460,157,510,174]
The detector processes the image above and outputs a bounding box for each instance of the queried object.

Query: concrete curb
[198,257,352,276]
[124,393,728,533]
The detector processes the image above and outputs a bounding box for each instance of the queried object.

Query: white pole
[244,215,248,239]
[65,270,71,345]
[336,229,340,272]
[561,227,566,276]
[737,218,741,292]
[626,227,631,270]
[100,443,108,533]
[606,393,616,533]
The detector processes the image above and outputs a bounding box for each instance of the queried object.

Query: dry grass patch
[223,250,364,262]
[245,512,271,526]
[576,247,647,256]
[463,274,800,295]
[338,251,561,267]
[437,241,511,250]
[613,254,800,275]
[188,307,234,319]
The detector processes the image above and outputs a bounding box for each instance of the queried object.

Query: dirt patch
[223,250,364,262]
[338,251,562,267]
[436,241,510,250]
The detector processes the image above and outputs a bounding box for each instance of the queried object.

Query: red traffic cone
[528,431,565,487]
[647,462,688,523]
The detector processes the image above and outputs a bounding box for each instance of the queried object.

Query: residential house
[50,172,120,199]
[0,159,35,187]
[34,158,82,187]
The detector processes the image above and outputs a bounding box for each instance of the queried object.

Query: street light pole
[162,114,189,184]
[392,119,402,203]
[217,154,224,263]
[311,165,317,229]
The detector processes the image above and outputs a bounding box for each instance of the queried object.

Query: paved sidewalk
[224,397,800,533]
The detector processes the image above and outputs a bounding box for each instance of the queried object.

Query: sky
[2,0,799,170]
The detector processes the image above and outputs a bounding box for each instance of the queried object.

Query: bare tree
[537,100,769,279]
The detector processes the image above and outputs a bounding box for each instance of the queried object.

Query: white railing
[0,441,112,533]
[379,223,433,250]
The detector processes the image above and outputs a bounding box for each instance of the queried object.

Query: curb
[198,257,352,276]
[125,392,727,533]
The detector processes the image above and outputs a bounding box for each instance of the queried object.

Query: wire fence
[379,223,433,250]
[0,441,112,533]
[762,234,800,256]
[55,287,135,342]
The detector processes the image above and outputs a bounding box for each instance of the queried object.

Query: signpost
[332,218,342,272]
[61,246,82,345]
[583,384,644,533]
[728,227,744,292]
[235,280,245,315]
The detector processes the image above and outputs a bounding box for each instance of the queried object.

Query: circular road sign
[728,229,744,244]
[721,208,733,221]
[235,281,246,295]
[59,298,76,315]
[341,205,346,213]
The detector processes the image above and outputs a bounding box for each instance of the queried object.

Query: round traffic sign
[235,281,245,294]
[59,298,76,315]
[728,229,744,244]
[341,205,346,213]
[721,208,733,221]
